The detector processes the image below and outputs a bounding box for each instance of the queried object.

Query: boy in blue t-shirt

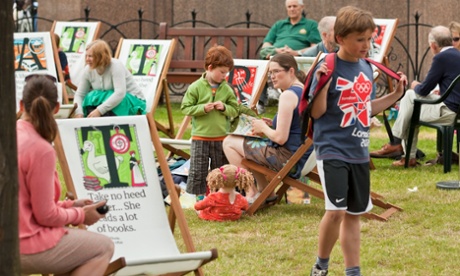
[308,6,407,276]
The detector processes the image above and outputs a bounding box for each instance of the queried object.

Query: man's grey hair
[286,0,304,5]
[318,16,336,34]
[429,25,452,48]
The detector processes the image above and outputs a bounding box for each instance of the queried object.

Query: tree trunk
[0,1,20,275]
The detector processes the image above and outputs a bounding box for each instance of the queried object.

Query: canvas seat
[54,115,218,276]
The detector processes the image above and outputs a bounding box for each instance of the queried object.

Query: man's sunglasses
[453,37,460,42]
[24,73,57,83]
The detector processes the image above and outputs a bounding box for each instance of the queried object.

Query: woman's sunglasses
[24,73,57,83]
[453,37,460,42]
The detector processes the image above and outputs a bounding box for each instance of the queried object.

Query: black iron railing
[14,6,436,97]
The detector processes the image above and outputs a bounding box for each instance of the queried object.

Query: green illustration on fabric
[126,44,162,76]
[60,26,89,53]
[77,124,147,190]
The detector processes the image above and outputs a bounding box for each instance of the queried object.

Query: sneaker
[310,264,328,276]
[370,143,403,159]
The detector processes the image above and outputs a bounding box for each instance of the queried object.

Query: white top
[74,58,144,115]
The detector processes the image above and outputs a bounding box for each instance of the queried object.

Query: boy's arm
[371,73,407,116]
[310,79,331,119]
[221,90,240,118]
[181,86,208,117]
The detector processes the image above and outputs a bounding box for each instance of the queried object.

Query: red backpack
[299,53,401,139]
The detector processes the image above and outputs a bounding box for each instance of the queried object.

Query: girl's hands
[87,109,102,118]
[251,119,268,135]
[73,199,93,207]
[82,200,107,226]
[261,117,273,127]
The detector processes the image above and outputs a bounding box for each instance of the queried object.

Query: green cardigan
[181,74,239,138]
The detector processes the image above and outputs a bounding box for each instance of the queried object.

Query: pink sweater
[17,120,84,254]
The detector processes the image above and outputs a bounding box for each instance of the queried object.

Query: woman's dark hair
[270,53,307,83]
[22,75,59,143]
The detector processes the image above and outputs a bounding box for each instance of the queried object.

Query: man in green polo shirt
[260,0,321,59]
[257,0,321,114]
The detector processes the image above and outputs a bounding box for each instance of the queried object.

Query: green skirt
[82,89,146,117]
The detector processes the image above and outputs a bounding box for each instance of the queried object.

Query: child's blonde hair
[206,164,253,191]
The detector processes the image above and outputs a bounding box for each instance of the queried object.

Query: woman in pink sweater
[18,75,114,275]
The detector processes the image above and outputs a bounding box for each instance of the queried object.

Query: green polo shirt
[264,17,321,50]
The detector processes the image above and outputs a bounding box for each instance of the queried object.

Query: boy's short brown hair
[334,6,375,42]
[204,45,234,71]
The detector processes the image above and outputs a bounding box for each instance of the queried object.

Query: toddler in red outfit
[194,165,253,221]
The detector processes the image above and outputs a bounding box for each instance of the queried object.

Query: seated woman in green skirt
[74,39,146,118]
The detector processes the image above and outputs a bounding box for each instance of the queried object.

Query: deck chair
[114,38,178,139]
[405,74,460,173]
[14,32,69,114]
[54,115,217,275]
[242,138,402,221]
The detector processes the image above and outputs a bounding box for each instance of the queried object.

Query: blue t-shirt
[272,85,311,177]
[310,57,374,163]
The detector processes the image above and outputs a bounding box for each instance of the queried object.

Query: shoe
[370,143,403,159]
[265,195,278,204]
[310,264,328,276]
[392,157,419,167]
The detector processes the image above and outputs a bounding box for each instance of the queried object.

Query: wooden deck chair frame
[114,38,177,139]
[54,113,217,275]
[163,60,269,159]
[49,31,70,105]
[242,138,402,221]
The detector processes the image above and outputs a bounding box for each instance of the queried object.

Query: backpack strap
[364,57,401,81]
[299,53,336,115]
[299,53,336,138]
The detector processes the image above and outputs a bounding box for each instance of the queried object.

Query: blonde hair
[206,164,254,191]
[86,39,112,68]
[449,21,460,34]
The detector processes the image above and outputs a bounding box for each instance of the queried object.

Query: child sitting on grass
[194,164,253,221]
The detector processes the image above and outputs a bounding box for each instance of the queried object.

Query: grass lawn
[60,102,460,275]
